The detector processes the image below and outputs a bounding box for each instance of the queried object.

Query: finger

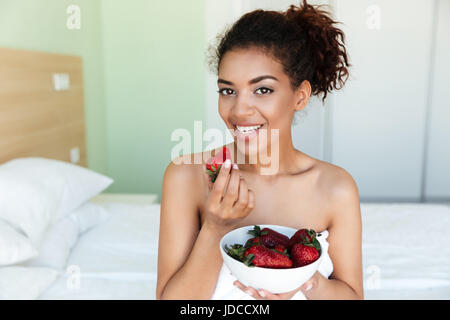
[235,283,259,299]
[245,189,255,213]
[222,164,241,207]
[257,289,280,300]
[209,159,232,203]
[245,287,263,300]
[233,282,260,299]
[233,280,246,291]
[300,279,314,293]
[233,177,249,211]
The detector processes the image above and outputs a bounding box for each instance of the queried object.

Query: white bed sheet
[39,200,160,300]
[362,203,450,299]
[39,199,450,300]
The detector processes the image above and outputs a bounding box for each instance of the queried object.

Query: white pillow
[25,202,111,269]
[0,220,38,266]
[0,172,62,246]
[1,157,113,217]
[0,266,59,299]
[69,202,111,234]
[0,157,113,246]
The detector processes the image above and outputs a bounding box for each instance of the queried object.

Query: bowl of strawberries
[220,224,324,294]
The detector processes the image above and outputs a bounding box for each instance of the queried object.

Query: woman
[157,0,363,300]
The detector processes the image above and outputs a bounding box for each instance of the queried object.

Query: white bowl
[219,224,323,294]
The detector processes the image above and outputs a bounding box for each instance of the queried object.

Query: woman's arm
[301,168,364,299]
[156,158,254,300]
[156,159,218,300]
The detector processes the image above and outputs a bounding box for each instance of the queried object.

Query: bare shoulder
[164,154,198,184]
[163,148,219,199]
[315,161,360,200]
[313,160,361,224]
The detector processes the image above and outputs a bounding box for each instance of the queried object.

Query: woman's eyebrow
[217,75,279,85]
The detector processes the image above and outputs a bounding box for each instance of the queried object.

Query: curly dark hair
[206,0,350,102]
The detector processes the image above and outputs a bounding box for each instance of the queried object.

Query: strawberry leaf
[248,225,261,237]
[243,254,255,266]
[225,244,246,261]
[311,238,321,252]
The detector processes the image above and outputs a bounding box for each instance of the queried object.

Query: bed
[38,196,160,300]
[34,199,449,300]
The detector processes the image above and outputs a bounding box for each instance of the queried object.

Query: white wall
[424,0,450,200]
[331,0,435,201]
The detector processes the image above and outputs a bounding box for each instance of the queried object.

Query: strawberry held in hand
[205,147,232,183]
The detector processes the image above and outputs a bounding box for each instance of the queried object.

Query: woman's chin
[234,144,269,165]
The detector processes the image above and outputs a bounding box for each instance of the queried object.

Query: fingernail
[305,283,313,291]
[224,159,231,168]
[233,163,239,170]
[259,290,266,298]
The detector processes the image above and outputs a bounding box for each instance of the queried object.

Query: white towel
[211,230,333,300]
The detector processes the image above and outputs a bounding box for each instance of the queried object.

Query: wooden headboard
[0,47,87,166]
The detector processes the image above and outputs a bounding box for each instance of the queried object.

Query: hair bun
[285,0,350,101]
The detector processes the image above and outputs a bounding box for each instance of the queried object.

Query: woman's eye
[255,87,273,95]
[217,88,235,96]
[217,87,273,96]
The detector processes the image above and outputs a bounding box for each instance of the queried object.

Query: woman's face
[217,47,305,162]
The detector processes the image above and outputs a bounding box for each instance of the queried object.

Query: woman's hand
[203,159,255,233]
[233,271,321,300]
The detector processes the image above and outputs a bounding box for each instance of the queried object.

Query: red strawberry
[261,227,290,246]
[244,237,261,248]
[205,147,232,183]
[274,244,287,253]
[248,225,289,249]
[291,243,319,267]
[243,245,293,269]
[288,228,317,250]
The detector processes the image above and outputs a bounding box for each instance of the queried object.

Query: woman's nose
[232,94,255,118]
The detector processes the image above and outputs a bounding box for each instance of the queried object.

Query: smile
[236,124,262,134]
[232,124,265,142]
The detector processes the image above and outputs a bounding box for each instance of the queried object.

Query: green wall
[0,0,108,174]
[101,0,206,200]
[0,0,206,200]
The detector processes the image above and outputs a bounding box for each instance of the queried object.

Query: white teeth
[236,124,262,134]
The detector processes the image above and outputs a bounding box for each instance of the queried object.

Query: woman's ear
[294,80,312,111]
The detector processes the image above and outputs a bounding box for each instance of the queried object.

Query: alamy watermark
[66,264,81,290]
[365,264,381,290]
[66,5,81,30]
[170,121,279,175]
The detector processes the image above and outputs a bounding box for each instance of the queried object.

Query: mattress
[361,203,450,300]
[39,200,160,300]
[39,198,450,300]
